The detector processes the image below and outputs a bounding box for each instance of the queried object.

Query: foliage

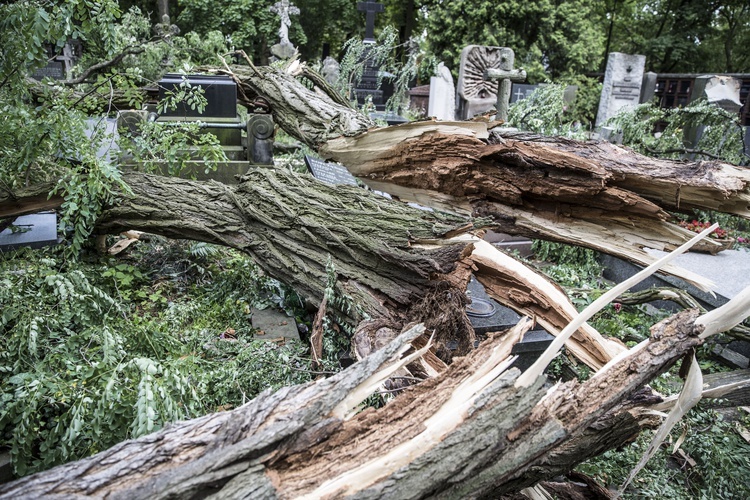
[419,0,605,81]
[578,404,750,498]
[507,84,587,139]
[607,100,746,165]
[335,25,418,115]
[604,0,750,73]
[0,244,316,478]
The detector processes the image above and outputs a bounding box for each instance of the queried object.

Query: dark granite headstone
[355,47,384,108]
[0,213,58,251]
[464,276,554,370]
[510,84,541,104]
[31,60,66,81]
[304,156,358,186]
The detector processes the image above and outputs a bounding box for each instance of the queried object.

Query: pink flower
[613,303,622,313]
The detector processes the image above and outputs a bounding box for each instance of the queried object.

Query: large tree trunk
[0,310,707,499]
[3,62,750,496]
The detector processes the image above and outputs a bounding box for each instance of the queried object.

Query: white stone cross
[270,0,300,46]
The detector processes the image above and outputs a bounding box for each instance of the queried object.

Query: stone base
[251,308,300,342]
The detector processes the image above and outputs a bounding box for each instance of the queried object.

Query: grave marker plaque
[305,156,359,186]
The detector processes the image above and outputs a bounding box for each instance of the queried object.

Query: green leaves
[0,246,316,478]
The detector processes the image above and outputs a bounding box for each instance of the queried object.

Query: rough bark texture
[0,311,704,499]
[96,168,468,322]
[4,63,750,497]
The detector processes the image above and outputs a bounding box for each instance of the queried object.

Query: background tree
[606,0,750,73]
[418,0,605,82]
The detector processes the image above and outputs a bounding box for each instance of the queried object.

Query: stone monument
[354,1,385,109]
[428,63,455,121]
[690,75,743,114]
[357,0,384,43]
[595,52,646,127]
[269,0,300,60]
[683,75,743,154]
[321,56,341,86]
[456,45,524,120]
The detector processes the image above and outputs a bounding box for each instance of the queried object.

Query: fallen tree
[2,60,750,497]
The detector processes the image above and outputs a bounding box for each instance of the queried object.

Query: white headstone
[595,52,646,127]
[428,63,455,121]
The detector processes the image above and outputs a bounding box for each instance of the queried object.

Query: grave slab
[0,213,58,251]
[251,308,300,341]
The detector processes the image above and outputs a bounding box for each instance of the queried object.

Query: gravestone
[483,60,526,122]
[321,56,340,86]
[510,84,541,103]
[269,0,300,60]
[683,75,743,154]
[595,52,646,128]
[640,71,658,103]
[428,63,456,120]
[353,2,385,109]
[357,0,384,43]
[600,248,750,369]
[304,155,359,186]
[457,45,524,120]
[690,75,743,114]
[464,276,554,370]
[0,213,58,251]
[31,41,78,81]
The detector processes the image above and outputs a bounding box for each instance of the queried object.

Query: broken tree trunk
[4,61,750,495]
[222,62,750,290]
[0,310,706,498]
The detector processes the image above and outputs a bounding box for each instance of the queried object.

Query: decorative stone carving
[456,45,517,120]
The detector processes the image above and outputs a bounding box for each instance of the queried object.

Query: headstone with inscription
[595,52,646,128]
[428,63,456,120]
[31,42,79,81]
[305,156,359,186]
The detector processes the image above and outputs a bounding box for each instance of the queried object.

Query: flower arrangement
[678,220,728,239]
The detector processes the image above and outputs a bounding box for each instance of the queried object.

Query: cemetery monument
[270,0,300,60]
[428,62,456,120]
[595,52,646,128]
[456,45,524,120]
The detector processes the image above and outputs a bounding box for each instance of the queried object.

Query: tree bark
[4,62,750,496]
[0,311,705,499]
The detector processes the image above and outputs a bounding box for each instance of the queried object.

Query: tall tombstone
[428,63,455,121]
[456,46,522,120]
[640,71,657,103]
[595,52,646,127]
[354,1,385,109]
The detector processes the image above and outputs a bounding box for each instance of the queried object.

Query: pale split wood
[470,239,625,370]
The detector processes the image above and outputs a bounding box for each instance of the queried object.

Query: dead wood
[0,310,706,499]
